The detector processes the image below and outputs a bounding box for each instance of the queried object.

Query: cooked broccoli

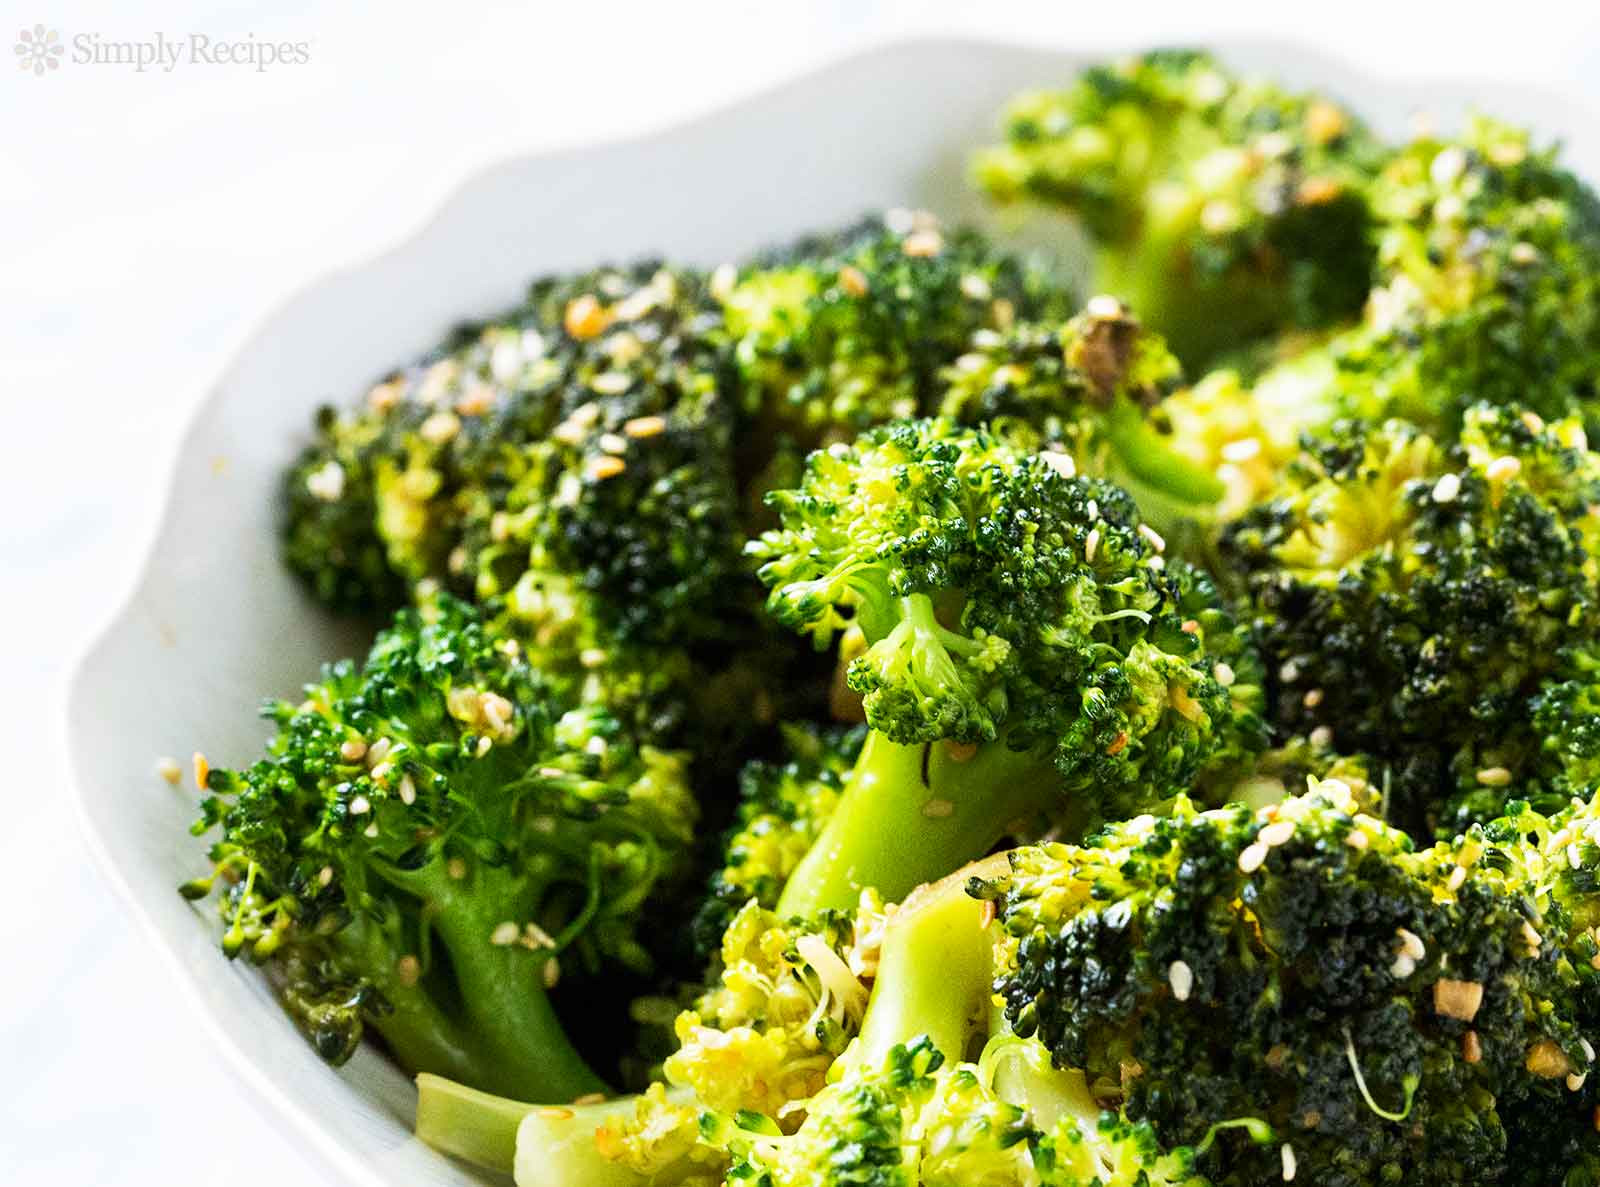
[1339,117,1600,434]
[181,594,698,1099]
[975,778,1600,1186]
[935,298,1226,517]
[973,50,1384,366]
[1220,404,1600,832]
[749,419,1265,914]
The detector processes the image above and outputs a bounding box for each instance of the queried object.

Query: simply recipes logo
[15,24,312,75]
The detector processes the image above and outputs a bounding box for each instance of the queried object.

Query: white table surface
[5,2,1598,1180]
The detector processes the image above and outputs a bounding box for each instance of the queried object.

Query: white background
[5,2,1599,1180]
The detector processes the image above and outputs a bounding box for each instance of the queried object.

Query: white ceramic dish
[65,36,1598,1186]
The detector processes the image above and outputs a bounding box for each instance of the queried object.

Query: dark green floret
[181,594,698,1099]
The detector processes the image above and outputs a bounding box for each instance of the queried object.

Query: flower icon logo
[15,24,63,76]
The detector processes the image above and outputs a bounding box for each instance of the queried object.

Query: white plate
[64,36,1598,1186]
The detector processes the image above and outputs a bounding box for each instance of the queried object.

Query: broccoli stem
[847,854,1009,1070]
[415,1073,537,1172]
[380,861,607,1102]
[775,731,1058,918]
[1102,397,1226,507]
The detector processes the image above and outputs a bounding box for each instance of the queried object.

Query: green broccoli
[181,594,698,1100]
[748,418,1265,914]
[973,50,1385,366]
[1220,404,1600,832]
[976,779,1600,1185]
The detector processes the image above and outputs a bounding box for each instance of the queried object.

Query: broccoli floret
[724,214,1074,453]
[692,723,867,951]
[976,779,1600,1186]
[750,418,1265,913]
[1340,117,1600,434]
[1221,405,1600,832]
[973,50,1385,366]
[936,299,1227,516]
[181,594,698,1099]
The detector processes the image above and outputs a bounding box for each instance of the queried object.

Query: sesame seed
[1147,555,1166,571]
[1447,866,1468,892]
[1181,620,1200,634]
[1302,688,1324,709]
[572,1092,607,1107]
[1463,1030,1482,1063]
[192,752,210,789]
[1309,726,1334,749]
[921,798,955,819]
[1390,953,1417,979]
[1238,843,1268,874]
[1281,1143,1297,1182]
[340,739,367,762]
[1214,663,1236,688]
[1522,921,1544,951]
[366,738,392,766]
[349,795,371,816]
[1476,767,1512,787]
[564,295,608,340]
[838,265,869,297]
[1200,198,1240,235]
[156,757,182,785]
[538,1106,574,1121]
[1220,437,1261,463]
[1138,524,1166,553]
[1431,472,1461,504]
[1259,820,1296,848]
[1279,661,1300,684]
[1168,960,1194,1002]
[398,775,417,806]
[490,921,520,947]
[597,432,628,454]
[1570,1073,1589,1092]
[1485,455,1523,483]
[1582,1038,1595,1063]
[587,456,626,481]
[447,857,467,880]
[960,274,992,301]
[456,383,494,417]
[977,899,996,929]
[1085,294,1124,320]
[543,957,562,988]
[396,955,421,987]
[709,263,737,302]
[419,412,461,445]
[611,285,660,323]
[522,922,556,950]
[364,822,380,838]
[624,415,666,438]
[1106,731,1130,756]
[370,762,394,783]
[1084,528,1100,562]
[305,460,346,502]
[1396,929,1426,961]
[475,736,493,757]
[903,229,943,257]
[1521,410,1547,434]
[590,372,631,396]
[1510,241,1540,266]
[1039,451,1076,479]
[317,866,334,887]
[1571,843,1585,870]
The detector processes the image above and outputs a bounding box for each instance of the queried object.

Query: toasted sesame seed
[903,229,943,257]
[1168,960,1194,1002]
[564,295,608,340]
[1521,410,1547,434]
[1433,978,1483,1021]
[624,415,666,439]
[1138,524,1166,553]
[1309,726,1334,749]
[922,798,955,819]
[370,762,394,783]
[305,460,346,502]
[1431,472,1461,504]
[587,456,626,481]
[1086,294,1124,320]
[192,751,210,789]
[1510,241,1540,266]
[396,955,421,987]
[1106,731,1130,756]
[1259,820,1296,848]
[490,921,520,947]
[538,1106,574,1121]
[1238,843,1268,874]
[1084,528,1100,562]
[709,263,737,302]
[366,738,392,766]
[367,379,402,411]
[1281,1143,1297,1182]
[455,382,494,417]
[1485,455,1523,483]
[572,1092,607,1107]
[1214,662,1236,688]
[543,957,562,988]
[419,412,461,445]
[340,739,367,762]
[156,757,182,785]
[1181,619,1200,634]
[447,857,467,880]
[1570,1072,1589,1092]
[1302,688,1324,709]
[977,898,996,930]
[838,265,869,297]
[612,286,660,323]
[1463,1030,1482,1063]
[1476,767,1512,787]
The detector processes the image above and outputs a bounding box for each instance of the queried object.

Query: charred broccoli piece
[181,595,698,1099]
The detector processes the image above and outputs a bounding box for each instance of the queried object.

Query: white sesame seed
[1569,1072,1589,1092]
[1391,953,1417,979]
[475,736,493,757]
[1396,928,1426,961]
[960,274,992,301]
[1147,555,1165,571]
[1238,843,1268,874]
[1346,830,1370,851]
[522,922,557,950]
[1302,688,1324,709]
[590,372,631,396]
[1168,960,1194,1002]
[1086,294,1124,320]
[1281,1143,1297,1182]
[1431,472,1461,504]
[1430,146,1468,186]
[1259,820,1296,848]
[542,956,562,988]
[903,229,943,257]
[419,412,461,445]
[366,738,392,766]
[305,461,347,502]
[597,432,628,454]
[1476,767,1512,787]
[1220,437,1262,463]
[1214,662,1236,688]
[1447,866,1468,892]
[1571,843,1585,870]
[398,775,417,806]
[922,798,955,819]
[1485,455,1523,483]
[370,762,394,783]
[340,739,367,762]
[1309,726,1334,748]
[317,866,334,887]
[1279,661,1300,684]
[490,921,520,947]
[1510,241,1540,266]
[1522,921,1544,951]
[349,795,371,816]
[1084,528,1100,563]
[364,822,380,838]
[1138,524,1167,553]
[1039,451,1076,479]
[1582,1038,1596,1063]
[156,757,182,785]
